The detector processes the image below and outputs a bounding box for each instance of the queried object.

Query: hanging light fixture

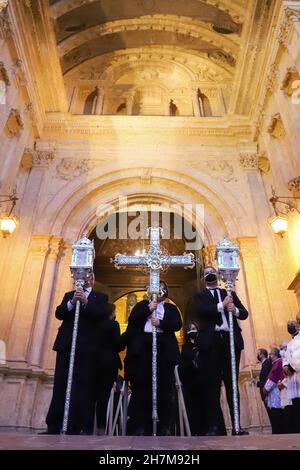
[268,186,300,237]
[0,189,18,237]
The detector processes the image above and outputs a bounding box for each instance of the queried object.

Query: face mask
[287,324,298,336]
[187,331,198,341]
[205,273,217,283]
[257,354,261,362]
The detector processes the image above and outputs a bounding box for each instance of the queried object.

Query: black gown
[194,288,249,434]
[46,289,108,434]
[122,300,182,435]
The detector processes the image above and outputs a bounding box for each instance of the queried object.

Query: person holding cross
[122,281,182,436]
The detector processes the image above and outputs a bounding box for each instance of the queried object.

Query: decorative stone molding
[267,113,285,139]
[0,61,10,86]
[55,158,96,180]
[48,236,63,260]
[288,176,300,193]
[29,235,51,256]
[140,168,152,185]
[277,5,300,47]
[285,6,300,22]
[32,150,55,168]
[239,153,258,170]
[13,60,27,88]
[202,245,216,268]
[5,109,24,136]
[265,63,279,95]
[187,160,236,182]
[21,148,33,170]
[254,105,265,139]
[0,3,12,40]
[208,50,236,67]
[257,152,270,174]
[237,236,259,258]
[281,66,300,96]
[0,1,8,12]
[44,119,252,140]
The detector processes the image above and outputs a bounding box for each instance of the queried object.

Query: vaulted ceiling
[49,0,247,76]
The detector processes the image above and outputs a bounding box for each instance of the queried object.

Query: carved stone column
[237,237,276,349]
[28,236,63,367]
[6,235,51,362]
[202,244,216,268]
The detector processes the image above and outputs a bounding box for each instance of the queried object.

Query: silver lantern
[215,238,240,435]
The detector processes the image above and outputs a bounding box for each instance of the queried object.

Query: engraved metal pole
[112,226,195,435]
[61,235,95,434]
[216,238,240,435]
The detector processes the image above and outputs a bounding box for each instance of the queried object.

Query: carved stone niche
[5,108,24,136]
[267,113,285,139]
[281,67,300,96]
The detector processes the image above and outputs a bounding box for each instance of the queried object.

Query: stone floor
[0,432,299,450]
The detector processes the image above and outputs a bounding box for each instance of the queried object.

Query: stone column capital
[32,150,55,169]
[29,234,51,255]
[48,236,64,260]
[238,153,259,171]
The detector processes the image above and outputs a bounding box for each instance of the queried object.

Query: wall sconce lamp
[269,186,300,237]
[0,189,18,237]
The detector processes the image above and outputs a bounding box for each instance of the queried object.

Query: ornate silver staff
[61,235,95,434]
[112,226,195,436]
[215,238,240,435]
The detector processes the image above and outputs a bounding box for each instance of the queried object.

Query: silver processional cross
[112,226,195,436]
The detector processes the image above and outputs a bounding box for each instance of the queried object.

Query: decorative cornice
[29,235,51,255]
[55,158,96,180]
[239,152,258,170]
[44,118,252,140]
[288,176,300,193]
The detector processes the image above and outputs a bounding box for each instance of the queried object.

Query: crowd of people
[43,268,300,436]
[254,313,300,434]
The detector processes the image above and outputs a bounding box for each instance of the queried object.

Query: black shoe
[132,426,145,436]
[159,427,171,436]
[232,429,249,436]
[205,426,222,436]
[38,429,60,435]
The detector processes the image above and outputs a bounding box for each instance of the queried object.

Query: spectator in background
[264,347,284,434]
